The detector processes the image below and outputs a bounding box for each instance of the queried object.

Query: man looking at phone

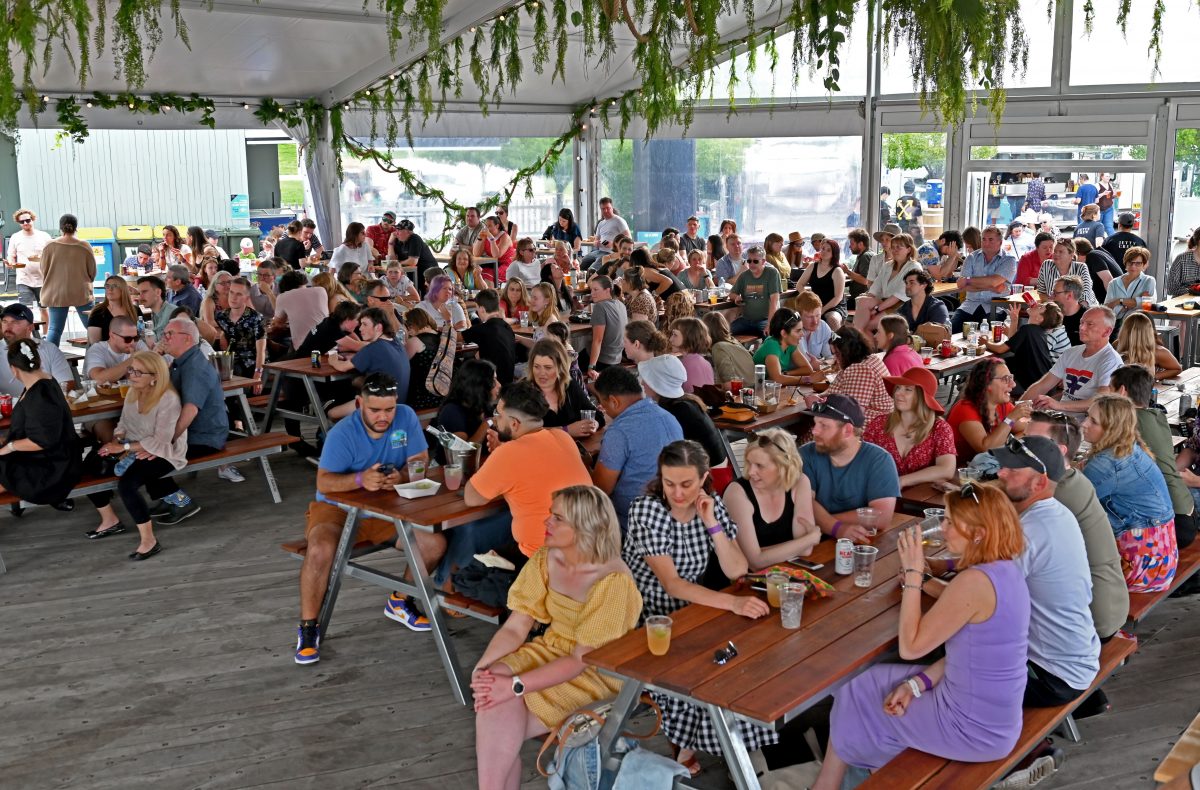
[295,373,432,665]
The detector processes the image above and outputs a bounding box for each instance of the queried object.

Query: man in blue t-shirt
[296,373,431,665]
[329,307,411,420]
[798,394,900,544]
[1073,173,1098,222]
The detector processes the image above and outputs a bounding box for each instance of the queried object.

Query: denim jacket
[1082,446,1174,535]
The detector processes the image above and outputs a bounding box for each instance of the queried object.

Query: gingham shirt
[1166,250,1200,297]
[829,354,893,422]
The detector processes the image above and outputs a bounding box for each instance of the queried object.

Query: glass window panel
[1171,129,1200,260]
[340,137,573,245]
[1070,0,1196,86]
[881,133,947,245]
[600,136,861,245]
[964,168,1142,233]
[969,144,1147,161]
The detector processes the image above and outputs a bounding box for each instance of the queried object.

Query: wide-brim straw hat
[883,366,943,413]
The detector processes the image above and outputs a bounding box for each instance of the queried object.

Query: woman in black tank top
[793,239,847,329]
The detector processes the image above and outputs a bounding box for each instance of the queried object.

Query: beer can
[741,387,755,407]
[835,539,854,575]
[310,351,321,369]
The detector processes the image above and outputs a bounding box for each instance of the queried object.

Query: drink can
[835,539,854,575]
[741,387,755,407]
[310,351,321,369]
[993,324,1003,343]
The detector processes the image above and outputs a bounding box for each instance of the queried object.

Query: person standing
[1102,213,1147,262]
[1096,173,1117,232]
[894,181,924,244]
[1073,173,1098,222]
[38,213,96,345]
[6,208,53,327]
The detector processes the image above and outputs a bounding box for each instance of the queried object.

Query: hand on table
[835,522,873,544]
[730,594,771,619]
[883,682,915,716]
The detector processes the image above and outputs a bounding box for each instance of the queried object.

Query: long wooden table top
[324,467,503,531]
[265,356,356,380]
[1142,292,1200,321]
[586,512,925,726]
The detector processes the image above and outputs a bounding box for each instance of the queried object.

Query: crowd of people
[3,198,1198,789]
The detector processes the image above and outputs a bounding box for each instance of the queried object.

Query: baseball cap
[991,435,1066,482]
[382,211,397,221]
[1,303,34,323]
[1117,212,1136,228]
[396,219,415,231]
[800,393,865,428]
[204,229,219,239]
[637,355,686,399]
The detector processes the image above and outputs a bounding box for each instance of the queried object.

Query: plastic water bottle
[137,317,146,336]
[114,453,135,476]
[1178,384,1193,418]
[979,319,990,342]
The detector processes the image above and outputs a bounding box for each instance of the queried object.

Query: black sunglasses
[712,640,738,665]
[808,400,853,424]
[1005,434,1047,474]
[959,481,981,504]
[17,218,32,224]
[114,333,138,343]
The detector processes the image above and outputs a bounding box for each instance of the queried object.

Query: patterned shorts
[1117,521,1178,593]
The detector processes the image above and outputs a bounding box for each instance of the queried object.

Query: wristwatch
[511,675,525,697]
[123,442,131,452]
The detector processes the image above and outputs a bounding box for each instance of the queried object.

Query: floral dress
[862,415,956,477]
[214,307,264,377]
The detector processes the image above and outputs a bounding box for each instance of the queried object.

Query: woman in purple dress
[813,483,1031,789]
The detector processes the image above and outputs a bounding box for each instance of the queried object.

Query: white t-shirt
[384,273,415,298]
[594,215,630,252]
[0,337,73,396]
[1049,343,1123,402]
[330,243,373,271]
[83,341,130,377]
[417,300,466,329]
[506,260,542,288]
[8,229,53,287]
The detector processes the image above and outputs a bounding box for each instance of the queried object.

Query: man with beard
[294,373,431,665]
[991,434,1100,707]
[798,394,900,544]
[0,303,73,396]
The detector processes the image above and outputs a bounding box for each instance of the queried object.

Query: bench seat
[1127,539,1200,626]
[859,636,1138,790]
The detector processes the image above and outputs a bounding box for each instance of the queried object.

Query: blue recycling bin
[76,226,116,292]
[925,179,944,207]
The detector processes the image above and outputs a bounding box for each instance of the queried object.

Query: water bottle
[979,319,990,342]
[1178,384,1193,418]
[137,317,146,336]
[754,364,767,394]
[114,453,135,476]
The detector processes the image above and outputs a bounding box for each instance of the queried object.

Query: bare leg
[824,311,843,331]
[134,519,157,554]
[93,504,122,531]
[299,521,342,621]
[812,742,850,790]
[476,663,549,790]
[852,295,876,333]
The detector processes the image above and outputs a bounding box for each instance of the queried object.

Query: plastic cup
[853,545,879,588]
[444,463,463,491]
[921,519,946,556]
[407,458,426,481]
[580,409,596,428]
[923,507,946,522]
[855,507,879,540]
[766,572,789,607]
[646,615,672,656]
[118,380,131,398]
[709,292,719,304]
[920,346,933,366]
[958,467,980,486]
[780,583,805,629]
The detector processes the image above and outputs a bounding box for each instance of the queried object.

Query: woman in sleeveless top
[793,238,846,329]
[723,429,820,570]
[814,484,1031,788]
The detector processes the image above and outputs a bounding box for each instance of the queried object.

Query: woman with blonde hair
[1114,311,1181,380]
[1081,394,1178,592]
[85,351,187,561]
[87,275,139,344]
[681,249,714,290]
[312,271,355,314]
[473,485,641,790]
[514,283,564,352]
[762,232,791,281]
[863,366,956,488]
[815,483,1031,788]
[525,338,600,436]
[198,270,234,344]
[853,233,921,332]
[498,277,529,320]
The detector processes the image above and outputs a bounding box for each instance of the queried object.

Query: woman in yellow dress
[472,485,643,790]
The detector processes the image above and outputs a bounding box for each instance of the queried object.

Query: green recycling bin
[116,225,154,264]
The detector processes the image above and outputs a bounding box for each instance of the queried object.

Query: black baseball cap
[396,219,415,231]
[1117,212,1136,228]
[1,303,34,323]
[991,435,1066,482]
[801,393,865,428]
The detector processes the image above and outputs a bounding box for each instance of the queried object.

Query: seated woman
[873,315,924,376]
[793,237,847,329]
[668,317,714,393]
[624,441,771,775]
[863,367,956,488]
[725,428,821,571]
[984,301,1065,392]
[620,266,658,324]
[753,308,818,387]
[680,249,715,290]
[541,207,583,254]
[896,268,950,332]
[814,485,1031,789]
[702,311,755,389]
[538,244,575,313]
[336,261,369,302]
[445,246,486,293]
[472,215,516,282]
[85,352,186,560]
[525,338,602,438]
[472,485,641,790]
[1105,246,1156,321]
[638,356,735,493]
[88,275,139,344]
[1036,238,1096,307]
[623,319,669,365]
[1081,395,1178,592]
[433,359,498,463]
[403,308,448,410]
[632,247,682,299]
[946,357,1030,464]
[497,278,529,321]
[853,233,922,333]
[0,339,81,509]
[514,283,563,352]
[806,326,892,422]
[418,274,469,331]
[1114,311,1182,381]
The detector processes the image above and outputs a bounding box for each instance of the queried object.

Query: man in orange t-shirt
[459,380,592,569]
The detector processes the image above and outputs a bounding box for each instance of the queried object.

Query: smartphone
[377,463,396,476]
[787,557,824,571]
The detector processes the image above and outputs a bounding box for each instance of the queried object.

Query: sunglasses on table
[1005,434,1047,475]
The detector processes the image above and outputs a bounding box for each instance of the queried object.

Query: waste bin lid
[117,225,153,240]
[153,225,189,239]
[77,227,115,241]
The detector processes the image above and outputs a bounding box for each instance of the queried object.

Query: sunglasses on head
[1005,434,1047,475]
[959,481,981,503]
[362,381,398,397]
[782,311,801,330]
[808,399,853,423]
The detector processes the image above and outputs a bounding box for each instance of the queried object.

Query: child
[463,288,518,385]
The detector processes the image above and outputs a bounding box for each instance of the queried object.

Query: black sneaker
[156,501,202,526]
[148,500,171,518]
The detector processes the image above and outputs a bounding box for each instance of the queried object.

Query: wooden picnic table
[587,513,926,790]
[260,356,357,435]
[1142,294,1200,367]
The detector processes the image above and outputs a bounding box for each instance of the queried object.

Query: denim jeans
[46,302,94,345]
[1100,206,1115,233]
[436,508,514,585]
[729,316,767,338]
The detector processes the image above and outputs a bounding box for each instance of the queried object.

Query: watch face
[512,677,525,695]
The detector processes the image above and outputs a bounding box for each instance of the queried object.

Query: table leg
[596,679,644,773]
[1187,318,1198,368]
[303,375,333,435]
[395,518,471,706]
[707,703,763,790]
[720,431,742,478]
[260,370,285,432]
[317,507,361,639]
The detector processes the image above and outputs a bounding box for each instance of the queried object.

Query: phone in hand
[377,463,396,476]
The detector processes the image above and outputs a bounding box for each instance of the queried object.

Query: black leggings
[145,444,223,501]
[88,457,178,523]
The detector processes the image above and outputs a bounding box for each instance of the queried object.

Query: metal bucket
[211,352,233,381]
[447,442,482,479]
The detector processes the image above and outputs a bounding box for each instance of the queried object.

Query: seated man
[136,275,175,340]
[0,303,73,396]
[147,318,230,525]
[993,435,1101,706]
[462,288,518,385]
[729,247,782,338]
[1050,275,1085,346]
[166,264,203,316]
[798,394,900,543]
[83,315,141,443]
[456,380,592,578]
[1022,306,1121,414]
[329,307,411,420]
[591,366,683,531]
[273,270,329,351]
[295,373,433,664]
[950,226,1017,334]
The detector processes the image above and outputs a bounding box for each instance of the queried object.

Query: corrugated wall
[14,128,249,232]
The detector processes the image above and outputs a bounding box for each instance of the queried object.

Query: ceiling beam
[179,0,381,25]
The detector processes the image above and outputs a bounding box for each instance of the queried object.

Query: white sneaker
[217,464,245,483]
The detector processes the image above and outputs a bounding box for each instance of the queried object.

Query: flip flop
[85,524,128,540]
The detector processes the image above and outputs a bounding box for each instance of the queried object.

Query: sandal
[670,745,703,778]
[85,524,128,540]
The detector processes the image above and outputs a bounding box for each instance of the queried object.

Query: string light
[243,102,251,109]
[85,101,93,108]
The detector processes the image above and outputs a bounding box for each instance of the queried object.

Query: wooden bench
[279,538,505,622]
[859,635,1138,790]
[1126,539,1200,627]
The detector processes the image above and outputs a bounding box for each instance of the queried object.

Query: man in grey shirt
[586,276,626,374]
[0,303,73,396]
[582,197,631,269]
[994,435,1101,707]
[452,206,484,250]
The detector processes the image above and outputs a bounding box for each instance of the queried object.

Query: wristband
[354,472,364,488]
[1004,417,1015,428]
[916,671,933,692]
[706,524,723,536]
[906,677,923,698]
[830,520,842,538]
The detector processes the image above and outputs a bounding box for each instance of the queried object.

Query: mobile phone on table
[787,557,824,571]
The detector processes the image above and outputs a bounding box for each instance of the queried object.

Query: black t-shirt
[680,234,705,255]
[1062,308,1082,346]
[1002,324,1053,392]
[658,397,728,466]
[654,267,684,299]
[1084,249,1123,303]
[392,233,440,277]
[87,304,115,341]
[275,237,307,269]
[293,316,348,358]
[0,378,81,504]
[541,379,603,430]
[462,317,518,384]
[1101,232,1146,264]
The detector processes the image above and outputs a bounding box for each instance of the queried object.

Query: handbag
[424,322,456,398]
[537,693,663,790]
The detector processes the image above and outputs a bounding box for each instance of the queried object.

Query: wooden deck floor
[0,452,1196,789]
